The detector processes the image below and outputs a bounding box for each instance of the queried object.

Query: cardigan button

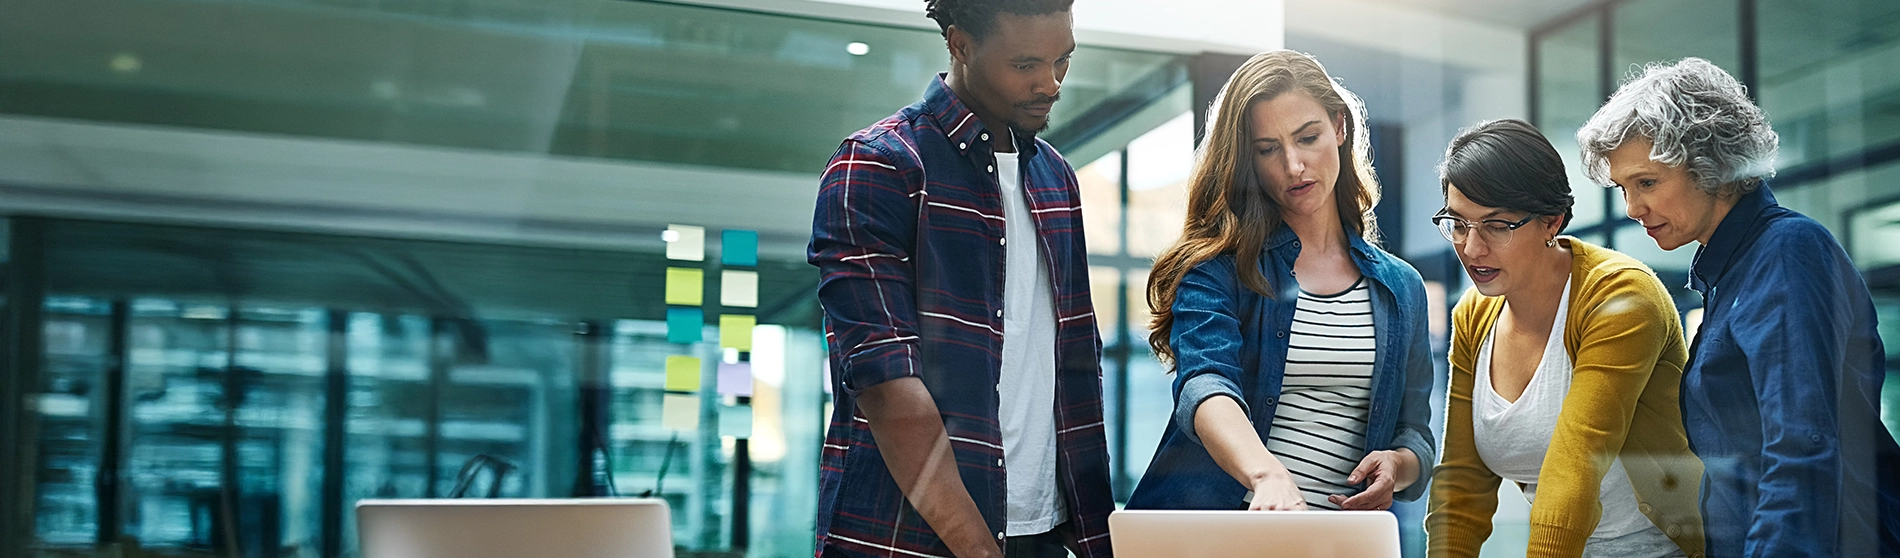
[1276,331,1286,338]
[1665,525,1680,537]
[1637,503,1652,515]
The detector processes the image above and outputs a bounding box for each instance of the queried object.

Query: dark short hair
[1440,119,1575,232]
[924,0,1074,40]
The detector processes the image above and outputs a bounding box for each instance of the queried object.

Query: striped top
[1267,279,1376,510]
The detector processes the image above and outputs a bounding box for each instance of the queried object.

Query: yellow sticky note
[721,270,758,308]
[664,355,700,392]
[665,268,703,306]
[661,393,699,430]
[720,314,755,351]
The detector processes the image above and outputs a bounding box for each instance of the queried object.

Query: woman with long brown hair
[1124,50,1435,512]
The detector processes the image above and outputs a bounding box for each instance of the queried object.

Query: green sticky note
[665,267,703,306]
[722,230,758,267]
[720,314,755,351]
[664,355,700,392]
[666,308,703,343]
[720,404,753,439]
[661,393,699,431]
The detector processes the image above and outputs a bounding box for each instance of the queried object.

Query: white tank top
[1473,279,1681,558]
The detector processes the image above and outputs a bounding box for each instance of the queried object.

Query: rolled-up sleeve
[1168,257,1250,445]
[808,140,924,397]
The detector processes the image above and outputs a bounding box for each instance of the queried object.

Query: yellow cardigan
[1426,238,1705,558]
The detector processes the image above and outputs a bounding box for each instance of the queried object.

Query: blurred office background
[2,0,1897,557]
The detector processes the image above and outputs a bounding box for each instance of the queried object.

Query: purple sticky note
[718,361,753,397]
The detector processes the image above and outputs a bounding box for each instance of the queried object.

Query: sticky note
[662,394,699,430]
[666,224,705,261]
[720,404,753,438]
[665,355,701,392]
[720,314,755,351]
[718,361,753,397]
[666,308,703,343]
[721,270,758,308]
[665,268,703,306]
[721,230,758,267]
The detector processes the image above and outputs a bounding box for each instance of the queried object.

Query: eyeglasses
[1431,210,1541,246]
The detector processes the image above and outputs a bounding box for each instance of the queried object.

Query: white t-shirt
[993,150,1065,535]
[1473,279,1681,558]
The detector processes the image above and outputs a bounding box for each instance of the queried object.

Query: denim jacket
[1683,183,1900,557]
[1126,225,1437,509]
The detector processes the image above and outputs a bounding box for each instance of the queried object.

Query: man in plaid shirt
[806,0,1114,556]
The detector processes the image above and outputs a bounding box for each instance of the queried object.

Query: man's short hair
[924,0,1074,40]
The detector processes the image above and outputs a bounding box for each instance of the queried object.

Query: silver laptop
[1109,510,1401,558]
[357,498,673,558]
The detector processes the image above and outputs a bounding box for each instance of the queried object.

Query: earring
[1546,237,1557,248]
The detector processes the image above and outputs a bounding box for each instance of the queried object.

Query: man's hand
[857,377,1003,558]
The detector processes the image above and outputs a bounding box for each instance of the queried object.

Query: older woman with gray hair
[1577,57,1900,558]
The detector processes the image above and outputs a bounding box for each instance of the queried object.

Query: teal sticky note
[722,230,759,267]
[720,404,753,438]
[666,308,702,343]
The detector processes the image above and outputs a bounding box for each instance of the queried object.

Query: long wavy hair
[1146,49,1382,366]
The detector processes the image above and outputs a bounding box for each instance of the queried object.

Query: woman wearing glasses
[1124,50,1435,514]
[1424,119,1703,558]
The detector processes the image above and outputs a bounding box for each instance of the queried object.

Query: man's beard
[1010,92,1061,135]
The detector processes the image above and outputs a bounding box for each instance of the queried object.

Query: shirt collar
[1689,182,1778,293]
[922,73,1038,160]
[1268,223,1381,262]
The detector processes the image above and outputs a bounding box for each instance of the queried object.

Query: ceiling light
[109,53,141,74]
[662,229,681,242]
[846,42,870,56]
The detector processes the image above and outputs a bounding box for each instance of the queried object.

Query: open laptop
[357,498,673,558]
[1109,510,1401,558]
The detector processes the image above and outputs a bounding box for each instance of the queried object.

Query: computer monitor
[357,498,673,558]
[1108,510,1401,558]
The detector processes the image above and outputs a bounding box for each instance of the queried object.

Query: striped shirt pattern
[807,74,1114,558]
[1267,279,1376,510]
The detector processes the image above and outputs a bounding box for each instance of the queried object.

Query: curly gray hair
[1576,57,1778,197]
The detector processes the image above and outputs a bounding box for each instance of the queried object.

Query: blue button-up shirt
[807,74,1115,558]
[1122,225,1437,510]
[1683,183,1900,557]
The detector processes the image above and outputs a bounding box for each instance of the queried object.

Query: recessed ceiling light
[846,42,870,56]
[109,53,141,73]
[662,229,681,242]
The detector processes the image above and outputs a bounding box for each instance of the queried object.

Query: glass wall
[17,218,831,557]
[0,0,1198,555]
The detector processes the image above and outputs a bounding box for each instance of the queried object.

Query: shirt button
[959,142,968,150]
[1000,237,1006,246]
[1276,331,1286,338]
[996,458,1004,466]
[1810,433,1824,443]
[996,532,1005,540]
[987,164,995,173]
[981,132,990,141]
[996,309,1004,318]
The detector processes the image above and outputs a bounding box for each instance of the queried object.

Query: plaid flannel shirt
[807,74,1115,558]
